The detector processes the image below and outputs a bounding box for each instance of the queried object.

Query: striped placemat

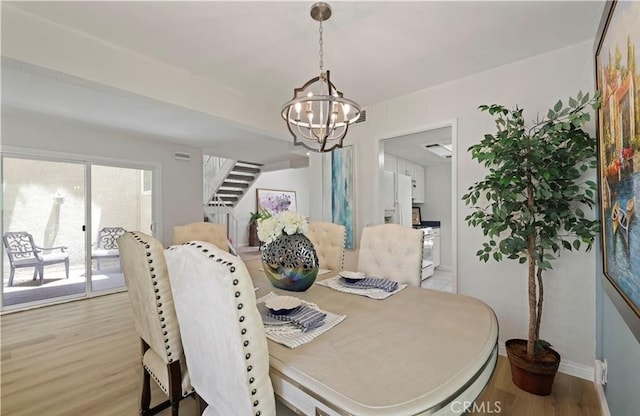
[256,292,346,349]
[316,275,408,300]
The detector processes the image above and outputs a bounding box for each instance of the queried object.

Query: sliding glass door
[90,164,153,293]
[2,154,155,310]
[2,156,87,308]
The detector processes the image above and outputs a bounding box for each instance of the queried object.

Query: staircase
[202,157,263,254]
[216,161,262,206]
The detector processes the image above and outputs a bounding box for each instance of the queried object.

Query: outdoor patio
[2,259,125,307]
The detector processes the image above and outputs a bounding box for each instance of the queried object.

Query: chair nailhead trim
[130,232,176,362]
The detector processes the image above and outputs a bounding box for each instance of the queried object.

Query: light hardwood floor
[1,293,601,416]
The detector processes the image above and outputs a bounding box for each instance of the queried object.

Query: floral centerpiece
[257,211,308,244]
[258,211,318,292]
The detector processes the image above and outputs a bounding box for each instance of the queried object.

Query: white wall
[310,41,597,371]
[234,167,310,246]
[1,109,203,247]
[423,163,452,270]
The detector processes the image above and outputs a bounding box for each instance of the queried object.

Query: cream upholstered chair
[165,241,276,416]
[172,222,228,252]
[357,224,424,287]
[306,221,346,271]
[117,231,193,416]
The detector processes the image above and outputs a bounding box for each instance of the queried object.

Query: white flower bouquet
[257,211,308,244]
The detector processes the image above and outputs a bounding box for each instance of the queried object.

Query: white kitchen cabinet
[397,158,409,176]
[413,164,425,203]
[384,155,426,203]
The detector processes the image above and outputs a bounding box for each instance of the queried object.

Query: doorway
[379,120,458,293]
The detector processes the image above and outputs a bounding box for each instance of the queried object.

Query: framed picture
[595,0,640,341]
[412,207,422,227]
[256,189,297,215]
[331,145,355,249]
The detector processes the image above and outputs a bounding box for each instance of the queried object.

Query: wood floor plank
[1,292,601,416]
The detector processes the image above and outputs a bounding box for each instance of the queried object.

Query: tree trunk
[535,267,544,344]
[527,236,537,359]
[526,180,537,360]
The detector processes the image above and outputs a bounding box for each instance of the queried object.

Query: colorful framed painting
[595,0,640,340]
[331,145,355,249]
[256,189,297,215]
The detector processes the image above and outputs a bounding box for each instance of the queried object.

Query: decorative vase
[261,233,319,292]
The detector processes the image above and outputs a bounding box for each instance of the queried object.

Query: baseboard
[594,382,611,416]
[498,344,594,380]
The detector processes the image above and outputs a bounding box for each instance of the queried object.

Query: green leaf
[554,100,563,112]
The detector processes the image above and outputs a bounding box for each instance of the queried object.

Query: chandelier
[281,2,361,153]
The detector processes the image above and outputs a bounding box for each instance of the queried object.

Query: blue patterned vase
[261,233,319,292]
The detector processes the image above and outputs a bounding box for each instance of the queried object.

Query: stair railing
[205,195,239,256]
[203,155,236,205]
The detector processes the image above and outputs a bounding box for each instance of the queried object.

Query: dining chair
[306,221,346,270]
[357,224,424,286]
[172,222,229,252]
[117,231,193,416]
[3,231,69,286]
[164,241,276,416]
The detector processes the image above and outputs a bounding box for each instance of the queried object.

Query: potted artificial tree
[462,91,600,395]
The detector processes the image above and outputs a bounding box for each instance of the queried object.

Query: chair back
[172,222,228,252]
[306,222,346,270]
[117,231,183,365]
[96,227,127,249]
[357,224,424,286]
[3,231,39,263]
[165,242,275,416]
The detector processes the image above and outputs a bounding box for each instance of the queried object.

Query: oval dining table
[246,259,499,416]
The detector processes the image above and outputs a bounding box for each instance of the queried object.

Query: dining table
[246,258,499,416]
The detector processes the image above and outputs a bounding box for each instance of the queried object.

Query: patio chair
[92,227,126,270]
[3,231,69,286]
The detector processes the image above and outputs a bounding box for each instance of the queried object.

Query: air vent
[354,109,367,124]
[174,151,191,161]
[423,143,452,159]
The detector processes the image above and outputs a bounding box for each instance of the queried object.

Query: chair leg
[64,258,70,279]
[168,361,182,416]
[39,265,44,284]
[140,341,152,415]
[8,267,15,286]
[32,267,38,281]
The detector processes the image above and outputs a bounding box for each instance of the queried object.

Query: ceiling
[2,1,606,165]
[383,126,452,167]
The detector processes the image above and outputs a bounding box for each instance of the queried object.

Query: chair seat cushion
[143,348,192,396]
[40,253,69,262]
[12,257,39,266]
[91,249,120,258]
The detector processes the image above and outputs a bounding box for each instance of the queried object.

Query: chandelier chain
[318,20,324,72]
